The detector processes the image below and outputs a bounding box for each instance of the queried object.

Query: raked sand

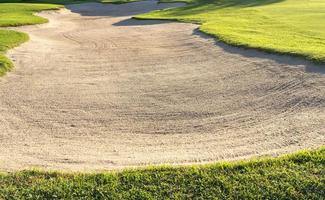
[0,1,324,171]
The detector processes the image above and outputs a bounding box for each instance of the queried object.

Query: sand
[0,1,324,171]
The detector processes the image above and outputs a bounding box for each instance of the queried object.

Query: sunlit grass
[0,148,324,199]
[137,0,325,63]
[0,29,28,75]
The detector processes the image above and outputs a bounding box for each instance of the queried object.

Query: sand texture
[0,1,324,171]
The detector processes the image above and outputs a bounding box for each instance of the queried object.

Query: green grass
[0,148,324,199]
[137,0,325,63]
[0,2,64,75]
[0,30,29,75]
[0,4,63,27]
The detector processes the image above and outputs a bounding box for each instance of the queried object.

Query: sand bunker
[0,1,324,171]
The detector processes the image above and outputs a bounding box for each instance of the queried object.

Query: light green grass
[0,2,64,75]
[137,0,325,63]
[0,30,29,76]
[0,147,324,199]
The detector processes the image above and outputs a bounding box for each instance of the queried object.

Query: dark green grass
[0,148,324,199]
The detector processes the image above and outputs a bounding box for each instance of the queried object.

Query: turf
[137,0,325,63]
[0,148,324,199]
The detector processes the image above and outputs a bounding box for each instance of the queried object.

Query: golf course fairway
[138,0,325,63]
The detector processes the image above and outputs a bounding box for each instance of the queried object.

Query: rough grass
[0,147,324,199]
[137,0,325,63]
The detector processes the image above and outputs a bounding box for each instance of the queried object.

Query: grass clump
[0,147,324,199]
[0,29,29,76]
[137,0,325,63]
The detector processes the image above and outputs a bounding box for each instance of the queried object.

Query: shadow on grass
[192,29,325,74]
[113,18,172,26]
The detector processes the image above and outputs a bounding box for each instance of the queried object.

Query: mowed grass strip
[137,0,325,63]
[0,148,324,199]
